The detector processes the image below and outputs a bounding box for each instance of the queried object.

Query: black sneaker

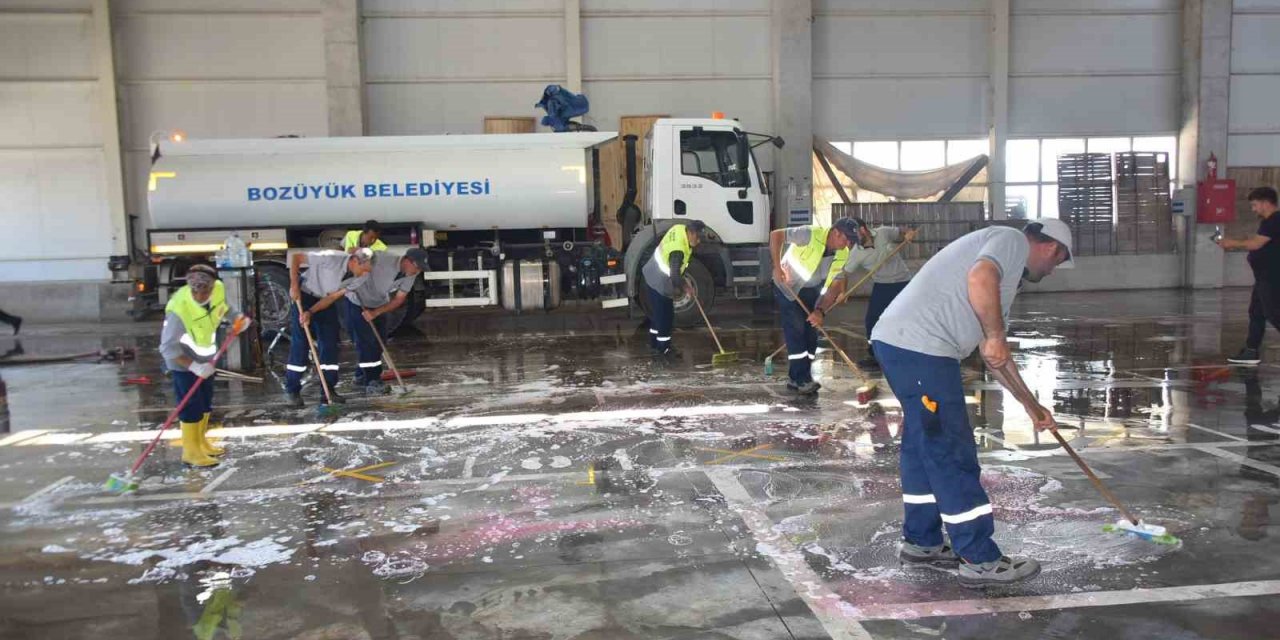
[856,356,880,370]
[325,391,347,405]
[797,381,821,396]
[364,379,390,396]
[1229,348,1262,365]
[285,393,304,409]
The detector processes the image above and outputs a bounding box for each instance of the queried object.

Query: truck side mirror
[736,132,751,187]
[772,137,786,149]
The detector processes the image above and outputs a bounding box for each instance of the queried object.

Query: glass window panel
[1087,137,1131,154]
[948,139,989,165]
[1006,185,1039,220]
[900,140,946,171]
[1041,138,1085,183]
[853,141,898,170]
[1041,184,1059,219]
[1006,139,1040,183]
[831,141,852,155]
[1132,136,1177,182]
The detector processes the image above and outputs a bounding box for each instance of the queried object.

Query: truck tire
[637,258,714,329]
[255,264,292,334]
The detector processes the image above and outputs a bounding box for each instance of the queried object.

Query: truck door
[671,126,760,245]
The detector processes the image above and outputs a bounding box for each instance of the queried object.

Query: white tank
[147,132,616,231]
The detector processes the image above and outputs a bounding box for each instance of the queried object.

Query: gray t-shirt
[348,252,416,308]
[773,226,841,300]
[871,226,1029,360]
[301,250,368,299]
[841,226,912,284]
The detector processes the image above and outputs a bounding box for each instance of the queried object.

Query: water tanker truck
[138,117,781,332]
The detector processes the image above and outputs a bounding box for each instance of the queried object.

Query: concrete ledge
[0,281,133,322]
[1023,253,1183,293]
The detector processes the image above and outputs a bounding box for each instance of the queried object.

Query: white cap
[1029,218,1075,269]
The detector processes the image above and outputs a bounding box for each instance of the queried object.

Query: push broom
[1050,427,1179,545]
[778,281,879,403]
[105,326,244,494]
[296,300,343,419]
[763,344,786,376]
[691,293,738,366]
[365,315,410,394]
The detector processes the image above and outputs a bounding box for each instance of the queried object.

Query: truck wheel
[255,264,292,334]
[637,259,714,328]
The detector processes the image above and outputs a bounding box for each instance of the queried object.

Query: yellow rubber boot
[200,413,225,457]
[181,421,219,468]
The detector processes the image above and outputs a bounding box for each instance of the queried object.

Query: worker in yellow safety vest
[769,217,860,395]
[640,220,707,356]
[343,219,387,253]
[158,264,252,467]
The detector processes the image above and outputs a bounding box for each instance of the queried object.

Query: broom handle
[691,293,726,354]
[834,230,917,308]
[779,280,869,384]
[365,313,407,392]
[129,329,241,475]
[296,299,335,404]
[767,344,786,360]
[1050,428,1140,525]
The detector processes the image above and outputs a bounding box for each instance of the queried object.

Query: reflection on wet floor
[1,289,1279,639]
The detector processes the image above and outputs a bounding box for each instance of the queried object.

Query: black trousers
[1247,280,1280,349]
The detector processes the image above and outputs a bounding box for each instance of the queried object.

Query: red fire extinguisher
[1197,153,1236,224]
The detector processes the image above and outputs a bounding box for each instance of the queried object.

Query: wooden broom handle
[1050,428,1139,525]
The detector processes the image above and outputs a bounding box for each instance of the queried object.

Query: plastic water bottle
[224,232,249,268]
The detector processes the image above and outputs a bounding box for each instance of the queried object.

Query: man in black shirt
[1221,187,1280,364]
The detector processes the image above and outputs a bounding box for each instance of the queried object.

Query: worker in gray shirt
[345,248,429,394]
[813,224,918,369]
[870,220,1073,588]
[285,249,374,408]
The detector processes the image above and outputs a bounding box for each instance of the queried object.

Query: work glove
[232,314,252,335]
[189,361,216,379]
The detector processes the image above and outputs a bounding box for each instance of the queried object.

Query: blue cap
[832,217,866,242]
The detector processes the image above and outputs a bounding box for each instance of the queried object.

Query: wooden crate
[597,138,625,250]
[1058,153,1114,230]
[483,117,536,134]
[595,115,668,250]
[619,115,667,220]
[1115,152,1173,253]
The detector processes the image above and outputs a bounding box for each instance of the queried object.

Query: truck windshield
[680,129,749,188]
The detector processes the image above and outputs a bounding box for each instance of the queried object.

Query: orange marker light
[711,111,725,120]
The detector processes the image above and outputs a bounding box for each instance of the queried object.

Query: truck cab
[647,118,770,246]
[624,117,773,324]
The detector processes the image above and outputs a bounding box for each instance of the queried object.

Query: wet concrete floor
[0,288,1277,639]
